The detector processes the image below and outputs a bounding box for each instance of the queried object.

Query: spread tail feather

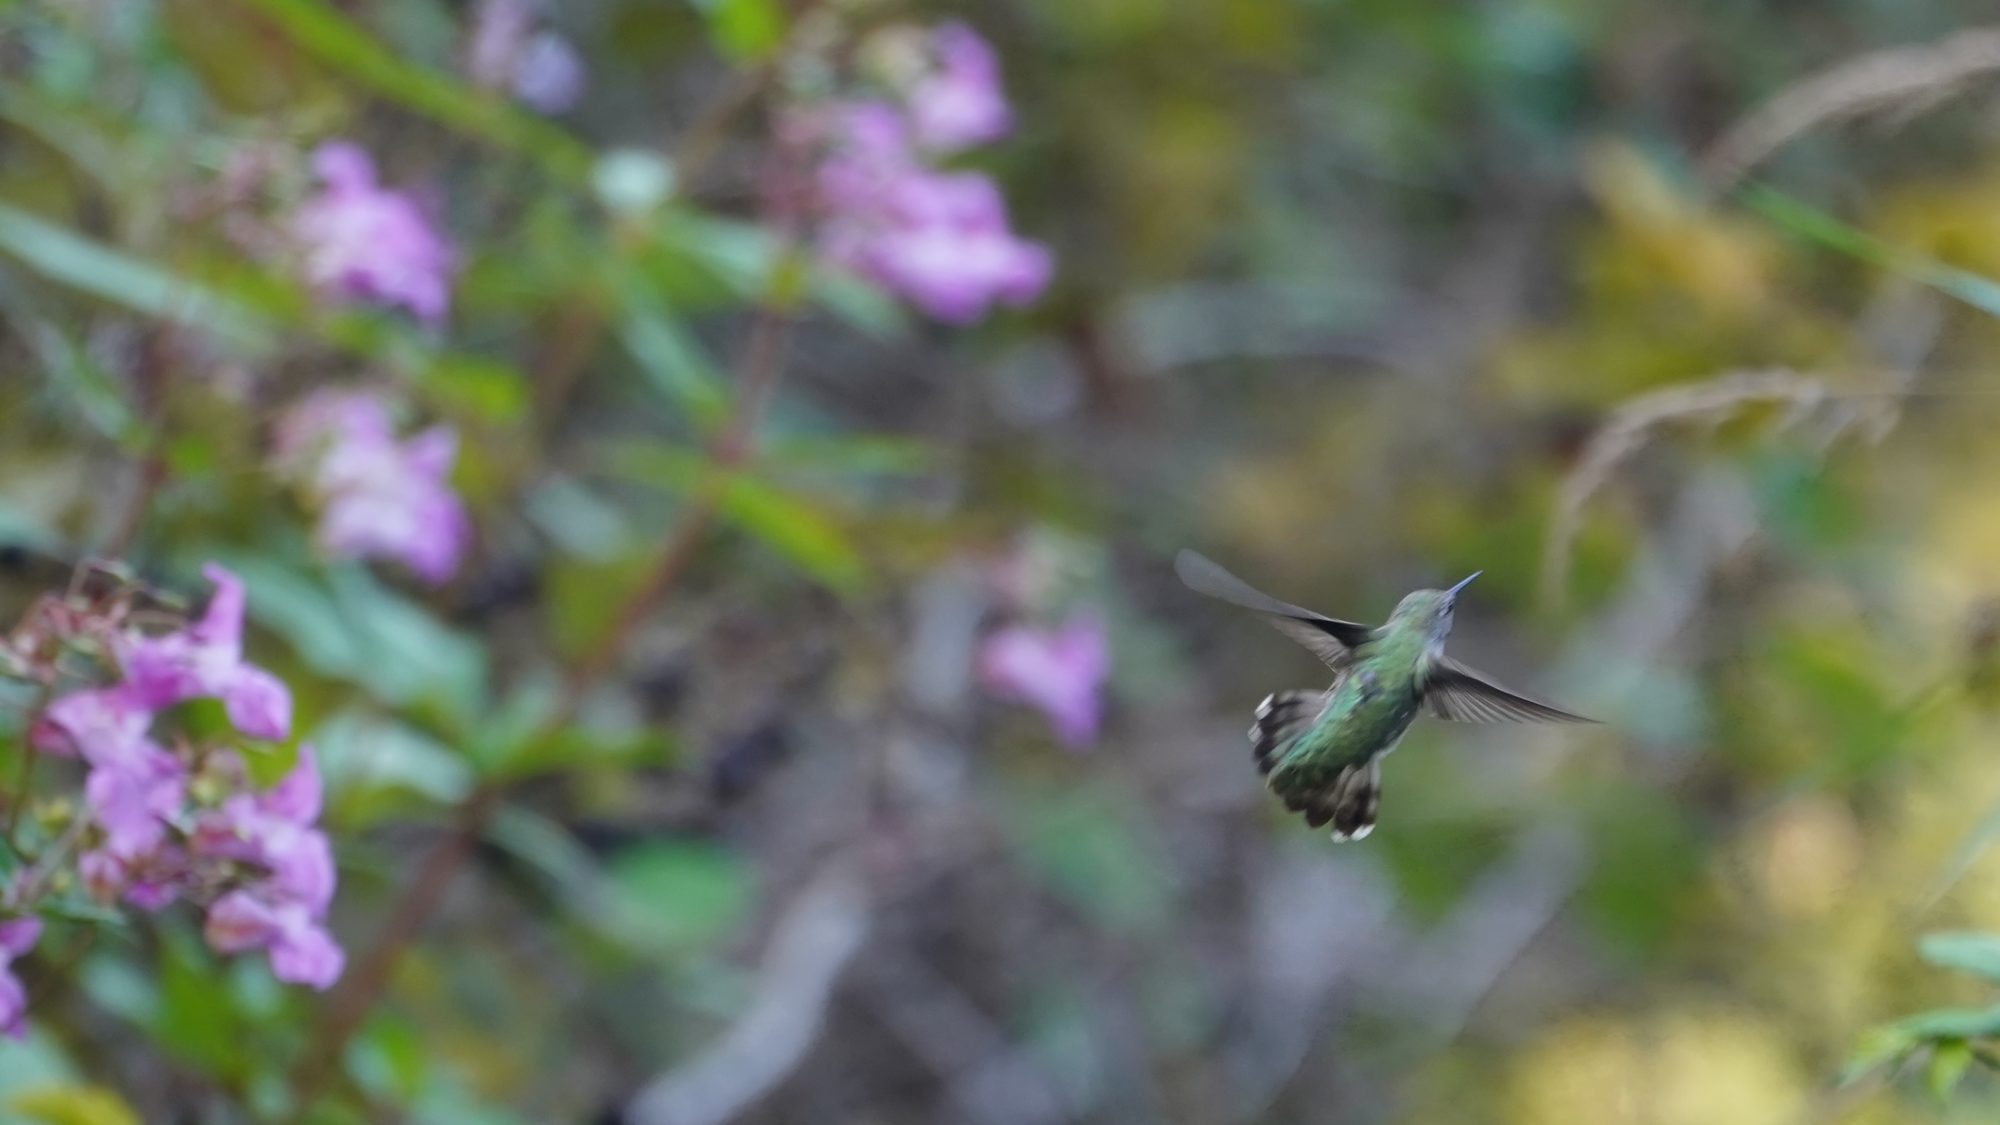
[1326,760,1380,841]
[1276,758,1381,840]
[1250,690,1323,776]
[1250,691,1382,841]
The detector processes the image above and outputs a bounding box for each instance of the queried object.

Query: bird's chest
[1314,667,1419,758]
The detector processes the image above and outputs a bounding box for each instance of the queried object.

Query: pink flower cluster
[466,0,585,114]
[293,142,456,326]
[32,566,343,991]
[0,919,40,1038]
[794,23,1051,324]
[979,613,1110,749]
[273,389,471,585]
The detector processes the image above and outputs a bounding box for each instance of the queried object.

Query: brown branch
[100,328,178,559]
[669,59,781,199]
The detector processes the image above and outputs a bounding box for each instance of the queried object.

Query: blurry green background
[10,0,2000,1122]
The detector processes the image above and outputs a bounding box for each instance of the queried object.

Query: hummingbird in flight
[1176,550,1596,841]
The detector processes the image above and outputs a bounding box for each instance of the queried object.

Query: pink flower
[120,564,293,741]
[979,613,1111,748]
[196,749,336,914]
[848,172,1051,323]
[274,390,471,583]
[906,23,1013,152]
[293,142,455,325]
[0,919,38,1039]
[804,105,1051,323]
[0,920,40,961]
[33,687,152,764]
[78,844,187,911]
[512,33,584,113]
[203,890,278,954]
[83,748,186,859]
[198,749,344,989]
[467,0,535,87]
[203,892,344,990]
[77,850,125,902]
[466,0,584,113]
[268,912,344,989]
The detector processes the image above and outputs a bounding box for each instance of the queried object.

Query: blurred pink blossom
[33,687,152,763]
[83,746,186,859]
[906,23,1014,152]
[0,918,40,1039]
[274,389,471,583]
[120,564,293,740]
[467,0,584,113]
[293,142,455,325]
[806,104,1051,323]
[0,563,343,1024]
[195,748,336,915]
[204,891,344,990]
[513,33,585,113]
[979,613,1110,747]
[842,172,1051,324]
[467,0,535,86]
[197,748,343,988]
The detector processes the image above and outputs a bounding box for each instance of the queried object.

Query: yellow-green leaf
[9,1084,141,1125]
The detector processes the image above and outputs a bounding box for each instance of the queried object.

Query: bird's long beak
[1447,571,1482,598]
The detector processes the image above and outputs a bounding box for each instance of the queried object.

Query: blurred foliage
[10,0,2000,1122]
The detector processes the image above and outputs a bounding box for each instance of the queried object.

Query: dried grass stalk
[1703,27,2000,190]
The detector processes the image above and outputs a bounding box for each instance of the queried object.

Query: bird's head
[1389,571,1481,649]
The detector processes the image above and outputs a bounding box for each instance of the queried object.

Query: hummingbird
[1176,550,1596,841]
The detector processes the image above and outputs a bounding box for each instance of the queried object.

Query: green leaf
[658,214,904,335]
[767,434,936,481]
[525,477,635,560]
[605,445,865,592]
[325,566,488,727]
[487,722,678,783]
[0,204,272,350]
[0,274,138,443]
[691,0,787,60]
[35,897,129,930]
[612,275,730,426]
[317,709,475,821]
[7,1085,140,1125]
[543,552,655,659]
[712,470,865,593]
[424,355,529,424]
[0,497,63,555]
[154,937,243,1077]
[1742,184,2000,320]
[219,557,488,726]
[232,0,594,184]
[77,957,161,1031]
[1845,1024,1919,1085]
[348,1014,430,1103]
[1896,1006,2000,1042]
[1925,802,2000,908]
[1009,784,1175,936]
[603,841,755,957]
[1921,932,2000,982]
[220,556,369,680]
[1930,1039,1974,1102]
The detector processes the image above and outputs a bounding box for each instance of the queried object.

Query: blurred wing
[1422,658,1598,724]
[1175,550,1375,670]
